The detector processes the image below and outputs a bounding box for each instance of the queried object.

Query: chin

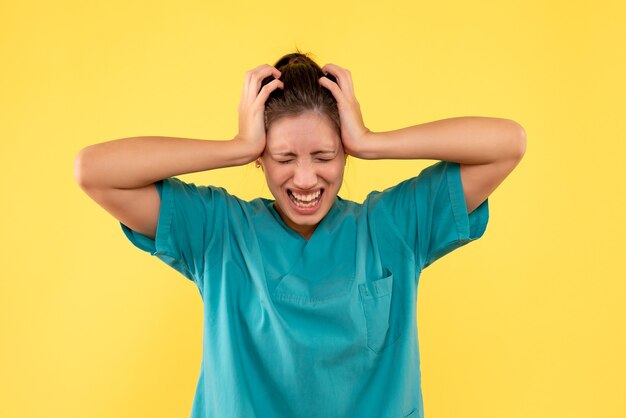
[275,194,332,231]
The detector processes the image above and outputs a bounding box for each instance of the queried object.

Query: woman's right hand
[234,64,284,162]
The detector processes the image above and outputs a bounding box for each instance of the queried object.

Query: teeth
[288,189,322,208]
[292,190,321,202]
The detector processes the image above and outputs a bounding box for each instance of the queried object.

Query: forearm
[75,136,256,189]
[359,116,526,164]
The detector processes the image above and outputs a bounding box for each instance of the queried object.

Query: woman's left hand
[318,64,374,158]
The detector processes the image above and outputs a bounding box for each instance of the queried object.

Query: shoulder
[162,177,244,203]
[334,195,364,217]
[364,161,454,206]
[160,178,261,224]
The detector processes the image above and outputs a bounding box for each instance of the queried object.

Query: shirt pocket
[358,268,403,353]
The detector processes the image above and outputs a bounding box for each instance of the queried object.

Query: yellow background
[1,0,624,417]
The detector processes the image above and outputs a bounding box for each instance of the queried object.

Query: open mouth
[287,189,324,209]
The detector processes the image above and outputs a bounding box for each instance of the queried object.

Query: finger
[245,64,282,83]
[247,65,282,103]
[239,65,281,112]
[321,63,355,97]
[318,76,345,106]
[255,78,284,108]
[248,64,280,103]
[242,65,280,103]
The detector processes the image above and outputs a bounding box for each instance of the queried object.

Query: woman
[74,52,526,418]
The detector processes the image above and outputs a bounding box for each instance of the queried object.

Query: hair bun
[274,51,315,71]
[288,56,308,65]
[264,50,341,136]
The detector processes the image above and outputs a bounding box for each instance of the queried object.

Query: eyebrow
[271,150,337,157]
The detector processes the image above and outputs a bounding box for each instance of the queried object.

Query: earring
[255,160,261,168]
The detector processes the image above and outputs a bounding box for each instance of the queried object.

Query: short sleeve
[120,177,226,284]
[371,161,489,270]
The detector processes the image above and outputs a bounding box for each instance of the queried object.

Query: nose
[292,162,317,190]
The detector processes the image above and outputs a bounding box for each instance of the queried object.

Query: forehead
[266,112,340,152]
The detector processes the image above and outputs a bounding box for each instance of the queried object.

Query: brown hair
[261,49,340,135]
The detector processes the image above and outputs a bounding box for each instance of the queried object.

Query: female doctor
[74,52,526,418]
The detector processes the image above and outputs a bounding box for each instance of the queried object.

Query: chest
[201,201,420,354]
[263,205,416,289]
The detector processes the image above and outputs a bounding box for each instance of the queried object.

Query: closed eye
[275,156,335,164]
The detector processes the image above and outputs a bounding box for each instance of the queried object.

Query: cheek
[328,164,343,182]
[322,164,345,185]
[266,166,291,187]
